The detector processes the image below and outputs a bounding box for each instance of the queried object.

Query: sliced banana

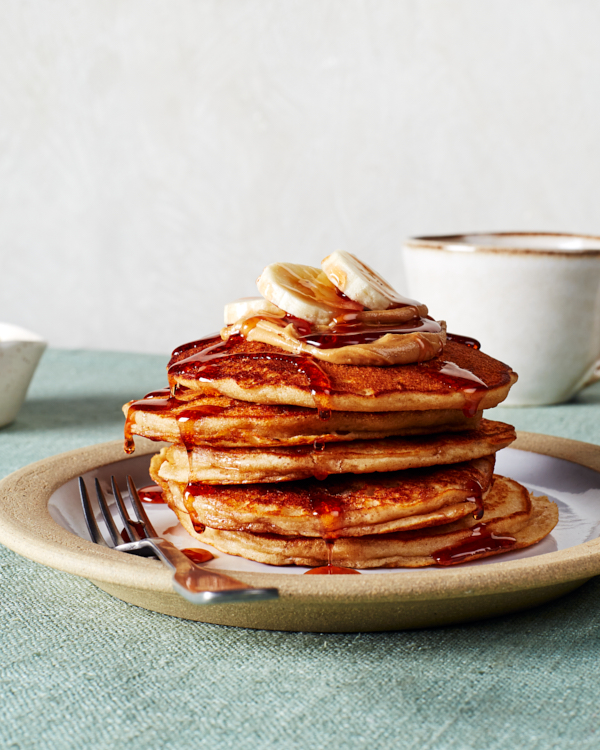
[321,250,427,315]
[224,297,284,325]
[256,262,362,325]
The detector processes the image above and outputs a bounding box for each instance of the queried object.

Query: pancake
[124,392,481,448]
[152,418,515,484]
[167,336,517,412]
[165,476,558,567]
[153,455,495,537]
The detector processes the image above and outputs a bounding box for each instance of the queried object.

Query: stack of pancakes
[124,333,558,569]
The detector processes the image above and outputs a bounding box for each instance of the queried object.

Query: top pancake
[167,336,517,412]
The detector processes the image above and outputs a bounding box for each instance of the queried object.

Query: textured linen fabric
[1,349,600,750]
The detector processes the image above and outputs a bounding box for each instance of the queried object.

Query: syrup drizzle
[465,478,484,520]
[168,338,238,475]
[419,358,489,418]
[284,269,364,314]
[165,323,485,431]
[182,485,209,535]
[446,332,481,350]
[171,333,222,360]
[433,523,516,566]
[124,367,231,459]
[124,389,182,454]
[307,486,345,538]
[304,538,361,575]
[174,406,226,451]
[312,436,328,479]
[304,483,361,574]
[300,317,441,350]
[168,334,333,418]
[181,547,214,564]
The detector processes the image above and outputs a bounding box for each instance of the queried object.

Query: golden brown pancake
[167,336,517,412]
[153,455,495,537]
[152,419,515,484]
[166,476,558,568]
[124,392,481,448]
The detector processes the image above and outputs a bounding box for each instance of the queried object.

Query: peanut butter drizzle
[222,308,446,367]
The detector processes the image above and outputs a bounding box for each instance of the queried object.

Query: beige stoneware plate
[1,432,600,632]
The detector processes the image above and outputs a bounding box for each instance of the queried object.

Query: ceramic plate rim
[1,432,600,602]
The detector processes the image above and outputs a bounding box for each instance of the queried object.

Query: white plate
[2,433,600,631]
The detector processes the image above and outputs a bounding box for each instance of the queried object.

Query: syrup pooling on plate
[304,565,361,575]
[433,523,517,566]
[181,548,214,564]
[138,484,166,504]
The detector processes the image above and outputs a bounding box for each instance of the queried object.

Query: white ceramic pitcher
[0,323,47,427]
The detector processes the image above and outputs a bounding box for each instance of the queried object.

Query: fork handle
[120,538,279,605]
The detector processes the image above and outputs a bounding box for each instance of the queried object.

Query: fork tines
[79,476,155,550]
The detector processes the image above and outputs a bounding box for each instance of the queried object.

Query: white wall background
[1,0,600,353]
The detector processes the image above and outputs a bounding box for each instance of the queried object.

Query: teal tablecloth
[2,349,600,750]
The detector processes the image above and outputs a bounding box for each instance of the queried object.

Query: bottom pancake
[165,476,558,568]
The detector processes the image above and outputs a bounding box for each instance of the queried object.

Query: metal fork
[78,475,278,605]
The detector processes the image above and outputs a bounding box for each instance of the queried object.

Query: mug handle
[573,357,600,393]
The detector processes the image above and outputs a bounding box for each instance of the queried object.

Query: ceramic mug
[402,232,600,406]
[0,323,47,427]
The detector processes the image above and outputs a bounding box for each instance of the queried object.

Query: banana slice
[256,263,362,325]
[224,297,284,325]
[321,250,427,315]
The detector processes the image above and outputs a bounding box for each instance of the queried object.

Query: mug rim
[405,231,600,257]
